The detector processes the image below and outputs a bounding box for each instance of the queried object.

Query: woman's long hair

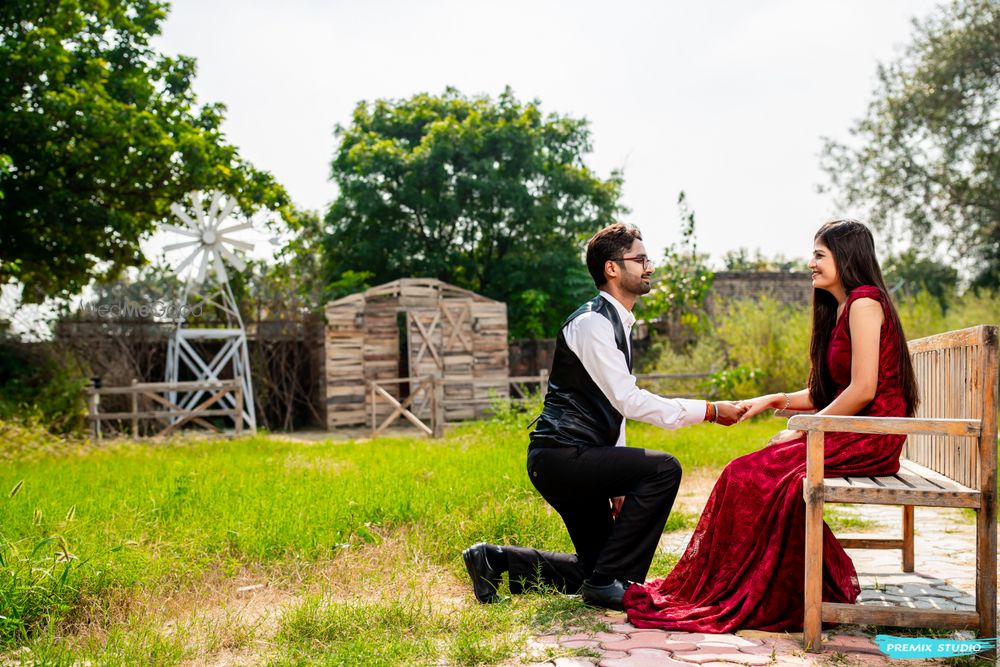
[808,220,919,416]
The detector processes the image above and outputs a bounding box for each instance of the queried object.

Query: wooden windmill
[162,190,257,432]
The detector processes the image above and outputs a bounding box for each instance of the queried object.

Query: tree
[635,192,713,327]
[882,248,959,308]
[721,248,808,273]
[820,0,999,286]
[0,1,296,302]
[323,87,625,338]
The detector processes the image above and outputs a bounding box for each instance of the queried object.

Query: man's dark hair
[586,223,643,287]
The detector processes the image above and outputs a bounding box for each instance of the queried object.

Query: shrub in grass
[0,534,80,647]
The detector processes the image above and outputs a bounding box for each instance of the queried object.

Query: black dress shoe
[462,543,504,603]
[581,579,626,610]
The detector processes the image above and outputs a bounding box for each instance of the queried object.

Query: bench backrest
[903,325,999,490]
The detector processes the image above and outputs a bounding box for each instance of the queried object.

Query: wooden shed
[324,278,509,429]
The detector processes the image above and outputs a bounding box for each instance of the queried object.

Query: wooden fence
[367,371,712,438]
[85,379,244,440]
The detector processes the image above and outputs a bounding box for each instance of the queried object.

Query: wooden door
[440,302,474,421]
[406,308,442,419]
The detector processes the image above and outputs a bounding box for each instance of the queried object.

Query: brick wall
[706,271,812,311]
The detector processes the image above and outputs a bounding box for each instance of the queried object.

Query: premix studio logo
[875,634,997,659]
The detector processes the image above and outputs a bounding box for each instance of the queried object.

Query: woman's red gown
[623,286,909,632]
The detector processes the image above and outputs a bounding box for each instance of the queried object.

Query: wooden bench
[787,325,998,654]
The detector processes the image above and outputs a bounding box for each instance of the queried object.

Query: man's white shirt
[562,291,707,447]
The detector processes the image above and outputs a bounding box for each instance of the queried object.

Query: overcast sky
[150,0,941,267]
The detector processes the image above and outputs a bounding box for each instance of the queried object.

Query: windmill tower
[162,190,257,432]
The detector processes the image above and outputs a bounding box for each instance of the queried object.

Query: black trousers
[505,444,682,594]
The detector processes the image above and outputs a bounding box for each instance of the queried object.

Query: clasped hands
[728,394,803,446]
[710,399,797,440]
[709,400,747,426]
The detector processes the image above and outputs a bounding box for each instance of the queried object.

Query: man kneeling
[463,223,744,610]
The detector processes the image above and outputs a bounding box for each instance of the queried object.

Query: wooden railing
[84,379,244,440]
[368,376,443,438]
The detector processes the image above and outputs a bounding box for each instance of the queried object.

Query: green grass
[0,413,785,664]
[823,506,879,532]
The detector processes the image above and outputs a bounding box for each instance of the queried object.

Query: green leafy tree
[635,192,713,327]
[0,1,296,302]
[323,87,625,338]
[820,0,999,286]
[721,248,808,273]
[883,248,959,308]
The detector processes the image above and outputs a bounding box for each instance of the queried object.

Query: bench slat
[822,485,980,508]
[899,459,977,492]
[822,602,980,629]
[870,475,914,490]
[892,470,947,491]
[822,458,980,508]
[838,538,904,549]
[826,476,879,489]
[825,473,934,491]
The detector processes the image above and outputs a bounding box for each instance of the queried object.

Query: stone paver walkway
[524,504,993,666]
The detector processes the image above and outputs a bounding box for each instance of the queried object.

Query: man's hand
[610,496,625,519]
[713,401,747,426]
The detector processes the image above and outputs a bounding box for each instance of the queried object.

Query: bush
[638,334,724,398]
[713,296,811,397]
[0,419,85,462]
[639,295,811,400]
[898,289,1000,340]
[640,289,1000,404]
[0,342,89,434]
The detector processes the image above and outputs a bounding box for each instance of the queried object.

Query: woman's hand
[766,429,804,446]
[737,395,779,422]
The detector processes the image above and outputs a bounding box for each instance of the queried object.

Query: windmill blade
[160,222,201,238]
[215,197,239,227]
[190,191,205,227]
[219,245,247,273]
[213,251,229,283]
[163,239,202,252]
[169,204,201,232]
[175,247,202,275]
[194,248,211,284]
[207,191,223,222]
[221,236,254,251]
[216,221,255,235]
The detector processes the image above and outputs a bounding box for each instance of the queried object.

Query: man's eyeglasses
[615,254,653,269]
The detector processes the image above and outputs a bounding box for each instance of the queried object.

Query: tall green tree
[882,248,959,308]
[820,0,999,286]
[323,87,625,338]
[635,192,713,327]
[0,1,295,301]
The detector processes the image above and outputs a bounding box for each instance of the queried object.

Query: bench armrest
[787,414,981,438]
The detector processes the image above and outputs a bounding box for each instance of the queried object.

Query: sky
[1,0,948,338]
[150,0,942,266]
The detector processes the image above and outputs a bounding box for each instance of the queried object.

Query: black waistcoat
[529,295,631,448]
